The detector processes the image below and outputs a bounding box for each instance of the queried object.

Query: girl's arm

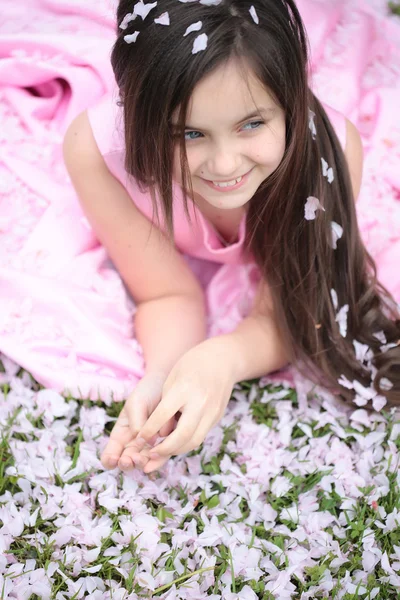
[63,111,207,377]
[219,279,288,382]
[223,312,288,383]
[344,118,364,202]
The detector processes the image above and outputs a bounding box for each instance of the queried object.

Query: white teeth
[212,176,242,188]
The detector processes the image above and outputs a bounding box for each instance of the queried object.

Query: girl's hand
[100,371,176,472]
[136,338,237,473]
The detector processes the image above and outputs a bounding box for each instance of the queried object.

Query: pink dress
[0,0,399,402]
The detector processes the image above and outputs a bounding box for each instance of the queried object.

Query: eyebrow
[173,107,275,132]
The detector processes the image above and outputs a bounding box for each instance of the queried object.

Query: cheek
[253,132,286,165]
[185,148,203,175]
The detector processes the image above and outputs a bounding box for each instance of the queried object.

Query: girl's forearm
[135,294,207,376]
[222,314,289,383]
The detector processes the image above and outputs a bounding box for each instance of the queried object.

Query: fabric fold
[0,0,399,401]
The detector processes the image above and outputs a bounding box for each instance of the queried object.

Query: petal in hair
[134,0,157,20]
[338,374,354,389]
[373,330,387,344]
[380,342,398,353]
[330,288,338,310]
[353,380,376,400]
[372,394,387,411]
[321,157,334,183]
[200,0,223,5]
[184,21,203,36]
[336,304,349,337]
[309,109,317,139]
[249,6,259,24]
[120,12,137,29]
[124,31,140,43]
[304,196,325,220]
[192,33,208,54]
[380,377,393,391]
[154,11,170,25]
[353,340,373,363]
[331,221,343,249]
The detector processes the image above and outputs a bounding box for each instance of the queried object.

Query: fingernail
[108,457,118,468]
[120,459,131,469]
[149,452,160,459]
[136,437,147,445]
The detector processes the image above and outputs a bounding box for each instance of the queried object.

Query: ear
[344,118,364,202]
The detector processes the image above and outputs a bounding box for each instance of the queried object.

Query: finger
[126,389,150,439]
[138,392,183,444]
[119,435,158,472]
[146,404,205,458]
[101,407,135,469]
[159,415,176,438]
[143,453,171,474]
[151,408,223,459]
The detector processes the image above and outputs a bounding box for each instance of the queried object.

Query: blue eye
[184,131,203,141]
[242,120,264,131]
[183,120,264,141]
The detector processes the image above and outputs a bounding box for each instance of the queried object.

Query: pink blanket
[1,0,399,402]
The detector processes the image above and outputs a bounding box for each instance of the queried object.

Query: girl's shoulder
[321,101,363,200]
[320,101,347,150]
[86,89,125,157]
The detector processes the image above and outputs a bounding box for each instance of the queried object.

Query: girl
[63,0,400,475]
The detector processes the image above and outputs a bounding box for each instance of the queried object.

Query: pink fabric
[0,0,399,402]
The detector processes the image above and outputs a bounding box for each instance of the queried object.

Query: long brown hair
[110,0,400,410]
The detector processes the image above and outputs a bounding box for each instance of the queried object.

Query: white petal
[338,374,354,389]
[353,340,371,363]
[353,380,376,400]
[331,221,343,249]
[200,0,223,5]
[120,12,137,30]
[372,394,387,411]
[304,196,325,220]
[192,33,208,54]
[184,21,203,36]
[380,377,393,391]
[134,1,157,20]
[124,31,140,43]
[154,11,170,25]
[249,6,259,24]
[380,342,398,353]
[330,288,338,310]
[321,157,334,183]
[309,109,317,139]
[336,304,349,337]
[373,330,387,344]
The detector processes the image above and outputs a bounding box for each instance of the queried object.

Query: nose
[206,140,242,179]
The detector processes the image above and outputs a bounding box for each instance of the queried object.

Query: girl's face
[172,58,286,212]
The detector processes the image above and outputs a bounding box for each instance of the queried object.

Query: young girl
[63,0,400,475]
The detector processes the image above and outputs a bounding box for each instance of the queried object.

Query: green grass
[1,356,400,599]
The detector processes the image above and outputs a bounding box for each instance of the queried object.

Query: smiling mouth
[210,175,244,188]
[201,168,253,191]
